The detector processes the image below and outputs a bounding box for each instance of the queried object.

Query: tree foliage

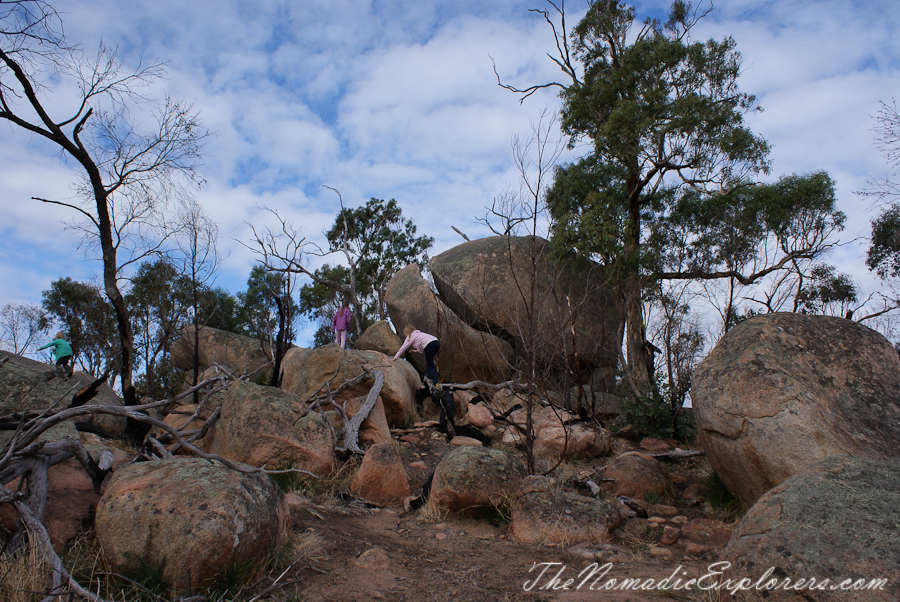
[504,0,844,395]
[297,198,433,345]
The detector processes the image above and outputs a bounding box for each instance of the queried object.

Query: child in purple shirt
[331,301,352,349]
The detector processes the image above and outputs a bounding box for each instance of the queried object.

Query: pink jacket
[394,330,438,358]
[332,307,352,332]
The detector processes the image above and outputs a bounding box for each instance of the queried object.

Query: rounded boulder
[94,458,288,596]
[692,312,900,505]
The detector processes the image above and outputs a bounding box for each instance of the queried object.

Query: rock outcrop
[721,455,900,601]
[429,446,526,515]
[0,350,125,436]
[280,345,418,427]
[170,326,276,382]
[94,458,288,596]
[692,312,900,504]
[429,236,621,385]
[204,378,336,476]
[384,263,514,385]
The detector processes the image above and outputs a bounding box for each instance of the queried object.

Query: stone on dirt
[429,446,527,515]
[349,443,412,507]
[94,458,288,596]
[509,489,621,544]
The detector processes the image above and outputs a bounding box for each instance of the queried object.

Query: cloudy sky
[2,0,899,345]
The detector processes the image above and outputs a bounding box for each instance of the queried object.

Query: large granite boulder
[170,325,276,382]
[721,455,899,601]
[0,350,125,436]
[203,378,336,476]
[429,236,621,384]
[510,489,621,544]
[95,458,288,596]
[692,312,900,505]
[384,263,514,384]
[280,345,418,427]
[429,446,527,515]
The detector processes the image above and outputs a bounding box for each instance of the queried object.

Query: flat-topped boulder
[280,345,418,428]
[170,325,277,382]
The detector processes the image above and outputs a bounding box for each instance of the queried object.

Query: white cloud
[3,0,899,340]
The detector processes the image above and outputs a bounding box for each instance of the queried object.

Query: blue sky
[2,0,900,346]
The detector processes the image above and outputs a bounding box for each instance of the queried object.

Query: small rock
[408,461,427,470]
[450,436,483,447]
[661,526,681,545]
[567,542,635,563]
[639,437,672,452]
[399,434,421,444]
[436,533,448,540]
[284,493,311,509]
[670,515,689,525]
[648,546,673,558]
[648,503,678,517]
[354,547,390,570]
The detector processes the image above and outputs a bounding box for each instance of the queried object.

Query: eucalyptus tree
[501,0,844,393]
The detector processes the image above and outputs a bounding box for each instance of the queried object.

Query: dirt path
[274,431,729,602]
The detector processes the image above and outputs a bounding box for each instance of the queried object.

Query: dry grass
[290,531,330,565]
[0,540,51,602]
[415,497,450,523]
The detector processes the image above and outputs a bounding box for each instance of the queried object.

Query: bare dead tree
[0,303,49,356]
[245,204,366,337]
[1,1,209,430]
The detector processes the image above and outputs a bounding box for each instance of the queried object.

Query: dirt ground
[269,426,730,602]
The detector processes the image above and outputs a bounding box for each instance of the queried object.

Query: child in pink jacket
[391,325,440,383]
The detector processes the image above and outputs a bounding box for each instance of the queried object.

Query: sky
[2,0,900,346]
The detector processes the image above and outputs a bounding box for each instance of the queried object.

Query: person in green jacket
[39,332,74,377]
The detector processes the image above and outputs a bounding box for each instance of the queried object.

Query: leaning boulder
[692,312,900,505]
[280,345,418,427]
[170,325,276,382]
[94,458,288,596]
[429,446,526,515]
[721,455,899,602]
[430,236,620,385]
[204,379,336,476]
[510,490,621,545]
[384,263,514,385]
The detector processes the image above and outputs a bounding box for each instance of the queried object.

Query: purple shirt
[332,307,352,332]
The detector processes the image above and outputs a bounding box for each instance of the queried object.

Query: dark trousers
[423,340,440,383]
